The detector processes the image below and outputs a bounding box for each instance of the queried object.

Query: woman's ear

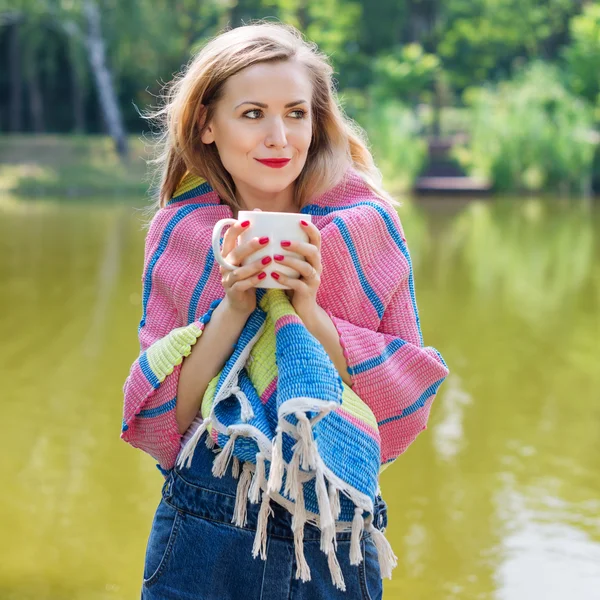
[198,104,215,144]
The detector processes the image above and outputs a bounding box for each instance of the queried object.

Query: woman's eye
[290,109,307,119]
[243,109,262,119]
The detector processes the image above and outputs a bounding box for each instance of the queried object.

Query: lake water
[1,194,599,600]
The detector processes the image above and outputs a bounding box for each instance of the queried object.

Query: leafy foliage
[562,3,600,107]
[454,62,597,193]
[1,0,600,193]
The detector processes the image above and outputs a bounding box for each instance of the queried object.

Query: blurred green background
[1,1,599,599]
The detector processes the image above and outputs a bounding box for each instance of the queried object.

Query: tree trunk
[432,77,441,138]
[229,0,253,27]
[9,22,23,132]
[28,57,45,133]
[297,0,309,31]
[83,0,128,160]
[72,70,86,134]
[67,36,87,133]
[71,60,86,134]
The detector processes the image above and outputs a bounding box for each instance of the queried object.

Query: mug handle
[212,218,238,271]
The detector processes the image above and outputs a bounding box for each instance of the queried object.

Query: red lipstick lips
[255,158,291,168]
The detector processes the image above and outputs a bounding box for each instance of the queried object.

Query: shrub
[342,92,427,192]
[454,62,598,195]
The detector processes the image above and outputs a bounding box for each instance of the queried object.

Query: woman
[121,21,449,600]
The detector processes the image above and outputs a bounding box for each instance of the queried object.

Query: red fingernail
[300,220,308,226]
[281,240,291,247]
[274,254,284,261]
[258,272,267,280]
[240,220,250,228]
[271,272,280,280]
[261,256,272,265]
[259,236,269,245]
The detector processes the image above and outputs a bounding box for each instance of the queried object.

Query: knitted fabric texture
[121,167,450,589]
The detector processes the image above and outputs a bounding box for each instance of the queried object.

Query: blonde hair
[145,21,397,211]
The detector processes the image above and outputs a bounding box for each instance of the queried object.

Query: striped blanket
[121,167,450,590]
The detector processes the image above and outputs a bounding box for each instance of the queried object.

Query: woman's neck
[232,181,299,217]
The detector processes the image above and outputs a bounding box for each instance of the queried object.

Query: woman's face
[200,60,313,198]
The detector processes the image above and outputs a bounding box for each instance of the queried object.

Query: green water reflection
[1,195,599,600]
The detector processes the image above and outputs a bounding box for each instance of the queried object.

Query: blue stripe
[214,307,266,394]
[347,338,406,375]
[377,379,444,426]
[167,181,214,205]
[303,201,423,346]
[276,321,343,404]
[434,348,448,369]
[137,397,177,419]
[139,351,160,389]
[188,246,216,324]
[332,216,384,319]
[139,203,215,334]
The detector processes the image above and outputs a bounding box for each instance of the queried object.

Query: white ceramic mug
[212,211,312,289]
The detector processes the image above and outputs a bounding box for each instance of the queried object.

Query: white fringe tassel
[232,385,254,422]
[296,412,317,470]
[283,446,301,501]
[314,467,336,554]
[368,524,398,579]
[205,431,215,449]
[267,429,285,494]
[350,507,364,566]
[327,549,346,591]
[329,484,341,520]
[248,452,265,504]
[291,485,311,582]
[232,463,252,527]
[211,431,238,478]
[176,418,209,469]
[232,456,241,479]
[252,491,274,560]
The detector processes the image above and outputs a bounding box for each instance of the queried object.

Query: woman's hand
[270,220,322,321]
[220,220,272,316]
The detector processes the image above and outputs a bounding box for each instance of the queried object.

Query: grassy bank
[0,135,152,200]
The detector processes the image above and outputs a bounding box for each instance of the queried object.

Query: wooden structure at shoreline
[414,135,492,196]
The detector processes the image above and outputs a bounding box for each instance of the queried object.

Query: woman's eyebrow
[235,100,308,109]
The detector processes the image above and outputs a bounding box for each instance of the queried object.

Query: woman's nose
[265,117,288,148]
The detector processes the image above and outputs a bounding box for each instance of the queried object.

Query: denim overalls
[141,429,389,599]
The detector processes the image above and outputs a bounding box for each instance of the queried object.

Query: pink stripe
[275,314,303,333]
[335,406,381,444]
[122,362,149,422]
[125,416,180,467]
[351,345,438,422]
[123,362,182,421]
[317,229,377,323]
[150,212,225,324]
[317,223,405,330]
[379,396,434,462]
[260,377,278,404]
[344,205,407,306]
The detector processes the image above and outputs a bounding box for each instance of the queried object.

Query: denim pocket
[358,535,383,600]
[143,499,182,588]
[373,495,388,532]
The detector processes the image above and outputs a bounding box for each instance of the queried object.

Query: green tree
[371,43,440,104]
[455,62,597,194]
[437,0,581,90]
[563,3,600,107]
